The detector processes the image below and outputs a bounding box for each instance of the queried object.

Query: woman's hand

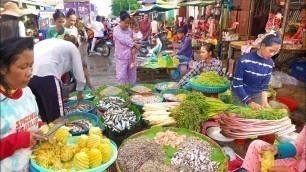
[260,145,278,155]
[130,62,135,69]
[77,91,83,101]
[262,101,272,109]
[30,130,48,147]
[134,44,141,50]
[249,101,263,110]
[268,166,294,172]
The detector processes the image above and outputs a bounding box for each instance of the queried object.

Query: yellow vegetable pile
[33,126,112,171]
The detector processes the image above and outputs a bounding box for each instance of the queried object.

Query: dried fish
[171,137,220,172]
[118,138,166,172]
[66,119,93,132]
[96,96,126,110]
[130,86,151,93]
[69,93,94,100]
[102,107,137,132]
[154,130,186,147]
[100,86,122,96]
[139,160,191,172]
[130,94,163,105]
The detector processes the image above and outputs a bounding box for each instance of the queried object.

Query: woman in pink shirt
[113,11,141,85]
[237,125,305,172]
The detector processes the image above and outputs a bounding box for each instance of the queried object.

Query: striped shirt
[178,58,222,87]
[232,51,274,104]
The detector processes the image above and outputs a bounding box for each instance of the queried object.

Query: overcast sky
[91,0,112,17]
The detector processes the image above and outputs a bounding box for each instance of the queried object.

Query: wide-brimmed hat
[0,2,25,17]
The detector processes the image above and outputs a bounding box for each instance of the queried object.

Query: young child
[130,22,143,69]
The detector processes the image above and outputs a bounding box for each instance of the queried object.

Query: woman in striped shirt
[178,43,222,88]
[232,34,281,110]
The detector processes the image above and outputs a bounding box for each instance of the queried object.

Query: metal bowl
[276,132,298,143]
[206,127,234,142]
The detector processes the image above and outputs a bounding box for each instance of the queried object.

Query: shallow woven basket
[115,129,228,172]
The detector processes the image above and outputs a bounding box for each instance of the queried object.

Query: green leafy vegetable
[190,71,228,87]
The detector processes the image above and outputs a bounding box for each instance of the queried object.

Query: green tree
[111,0,140,16]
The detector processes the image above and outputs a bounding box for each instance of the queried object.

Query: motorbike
[87,29,111,57]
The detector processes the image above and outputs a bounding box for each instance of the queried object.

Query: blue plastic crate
[292,62,306,82]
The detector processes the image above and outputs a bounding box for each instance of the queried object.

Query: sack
[269,75,282,88]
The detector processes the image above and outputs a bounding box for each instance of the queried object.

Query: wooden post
[281,0,290,46]
[219,2,224,42]
[247,0,255,40]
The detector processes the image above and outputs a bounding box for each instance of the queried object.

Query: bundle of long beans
[217,113,295,139]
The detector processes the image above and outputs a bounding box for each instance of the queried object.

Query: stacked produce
[117,138,166,171]
[96,96,126,110]
[217,114,295,139]
[142,102,179,126]
[64,103,92,114]
[65,119,93,133]
[32,126,113,171]
[102,106,138,132]
[98,86,123,97]
[170,93,208,132]
[117,127,227,172]
[189,71,228,87]
[171,137,220,172]
[130,94,163,105]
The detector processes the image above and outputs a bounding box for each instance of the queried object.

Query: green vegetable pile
[170,92,289,131]
[190,71,228,87]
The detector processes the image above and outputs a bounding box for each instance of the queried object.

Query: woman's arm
[0,132,30,160]
[70,45,86,91]
[178,62,203,87]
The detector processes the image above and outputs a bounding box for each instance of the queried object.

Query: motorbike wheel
[99,44,111,57]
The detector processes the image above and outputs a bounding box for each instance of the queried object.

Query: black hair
[66,8,76,18]
[261,33,282,46]
[202,43,216,58]
[53,9,66,21]
[63,34,79,48]
[153,18,157,20]
[131,21,140,28]
[96,15,102,22]
[0,37,34,96]
[119,11,130,21]
[177,27,186,35]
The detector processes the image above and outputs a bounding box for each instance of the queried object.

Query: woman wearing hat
[0,2,26,42]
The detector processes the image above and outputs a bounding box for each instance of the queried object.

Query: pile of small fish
[171,137,220,172]
[130,85,151,93]
[139,160,191,172]
[100,86,122,96]
[131,94,163,105]
[102,106,137,132]
[96,96,126,110]
[64,103,92,114]
[69,93,94,100]
[66,119,93,132]
[118,138,166,172]
[155,82,176,91]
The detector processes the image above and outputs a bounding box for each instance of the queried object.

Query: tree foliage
[111,0,140,16]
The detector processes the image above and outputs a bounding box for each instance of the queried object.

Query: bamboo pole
[247,0,255,40]
[219,2,224,42]
[281,0,290,47]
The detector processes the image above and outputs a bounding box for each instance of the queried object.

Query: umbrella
[177,1,215,6]
[132,4,178,15]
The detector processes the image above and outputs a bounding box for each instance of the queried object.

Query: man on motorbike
[88,15,105,56]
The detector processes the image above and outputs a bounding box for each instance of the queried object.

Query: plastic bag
[272,71,299,86]
[269,75,282,88]
[261,151,274,172]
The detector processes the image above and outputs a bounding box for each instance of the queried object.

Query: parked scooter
[87,29,111,57]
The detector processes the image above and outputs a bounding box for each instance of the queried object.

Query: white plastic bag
[269,75,282,88]
[272,71,299,86]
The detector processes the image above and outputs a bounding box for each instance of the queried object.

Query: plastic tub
[30,137,118,172]
[66,112,99,136]
[64,100,95,114]
[68,90,95,101]
[276,97,298,112]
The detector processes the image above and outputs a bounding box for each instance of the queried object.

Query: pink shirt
[113,25,135,60]
[292,125,306,172]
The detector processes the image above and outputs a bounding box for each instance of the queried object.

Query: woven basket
[116,129,228,172]
[188,80,230,94]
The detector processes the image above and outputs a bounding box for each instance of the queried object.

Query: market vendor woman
[178,43,222,87]
[0,38,47,171]
[232,34,281,110]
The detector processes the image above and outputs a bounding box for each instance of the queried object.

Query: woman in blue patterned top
[232,33,281,110]
[178,43,222,87]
